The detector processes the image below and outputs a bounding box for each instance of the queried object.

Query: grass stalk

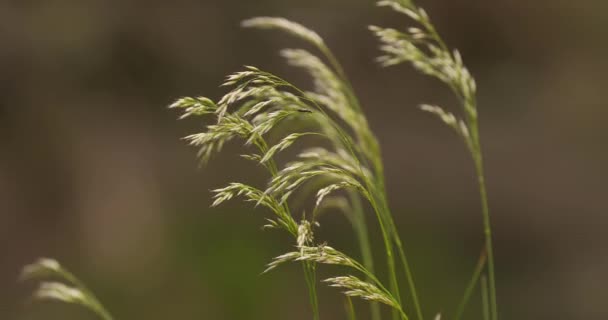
[380,197,424,320]
[469,121,498,320]
[345,296,358,320]
[481,275,491,320]
[258,140,321,320]
[303,262,320,320]
[348,191,382,320]
[454,247,487,320]
[393,234,423,320]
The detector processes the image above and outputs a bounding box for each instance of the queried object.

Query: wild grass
[21,1,498,320]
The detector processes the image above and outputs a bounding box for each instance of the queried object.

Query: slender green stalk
[481,275,491,320]
[371,198,402,320]
[303,262,320,320]
[348,191,382,320]
[44,267,114,320]
[454,247,487,320]
[393,233,423,320]
[370,162,423,320]
[379,192,424,320]
[58,272,112,320]
[345,296,358,320]
[258,139,320,320]
[469,121,498,320]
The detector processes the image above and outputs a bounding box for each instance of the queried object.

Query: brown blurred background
[2,0,607,319]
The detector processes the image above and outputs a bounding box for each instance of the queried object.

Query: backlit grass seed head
[377,0,417,20]
[280,49,350,117]
[297,220,315,248]
[371,3,478,115]
[315,182,357,212]
[324,275,399,309]
[371,0,480,149]
[169,97,218,119]
[243,100,273,117]
[278,48,378,159]
[242,17,324,48]
[20,258,62,281]
[419,104,471,146]
[315,195,352,217]
[250,109,305,140]
[297,147,369,178]
[260,133,323,164]
[266,162,364,204]
[260,133,304,163]
[184,114,253,163]
[34,282,86,304]
[264,245,359,273]
[212,183,280,211]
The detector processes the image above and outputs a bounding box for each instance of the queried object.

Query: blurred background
[2,0,607,319]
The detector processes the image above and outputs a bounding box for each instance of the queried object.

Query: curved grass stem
[454,247,487,320]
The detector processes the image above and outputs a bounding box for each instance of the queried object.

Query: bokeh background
[2,0,607,319]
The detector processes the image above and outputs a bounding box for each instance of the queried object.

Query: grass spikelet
[419,104,472,150]
[20,258,62,281]
[33,282,87,305]
[184,114,253,163]
[377,0,417,19]
[297,220,315,248]
[211,182,297,234]
[169,97,218,119]
[242,17,325,48]
[314,182,356,213]
[324,276,401,311]
[260,133,311,163]
[264,245,360,273]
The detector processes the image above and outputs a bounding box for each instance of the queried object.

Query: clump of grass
[21,1,499,320]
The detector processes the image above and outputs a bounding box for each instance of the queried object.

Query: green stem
[303,262,320,320]
[366,186,402,320]
[258,139,320,320]
[61,271,113,320]
[481,275,490,320]
[345,296,358,320]
[378,208,402,320]
[348,191,382,320]
[474,157,497,320]
[373,179,423,320]
[469,119,497,320]
[391,221,424,320]
[368,187,425,320]
[453,247,487,320]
